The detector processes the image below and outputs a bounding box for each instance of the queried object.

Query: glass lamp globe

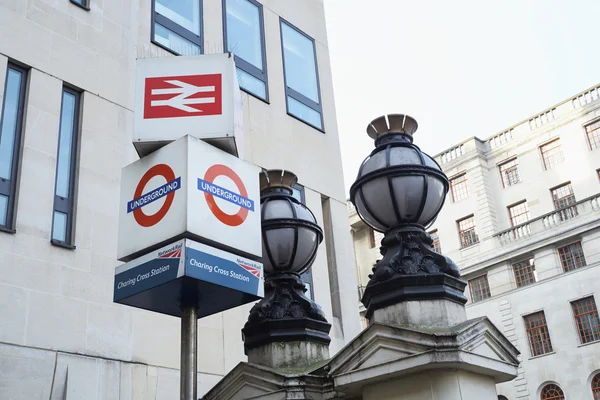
[260,170,323,275]
[350,114,449,232]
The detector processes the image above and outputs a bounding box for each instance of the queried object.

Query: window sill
[0,226,16,234]
[460,242,480,250]
[150,40,181,56]
[51,239,76,250]
[528,351,555,360]
[577,339,600,348]
[286,112,325,134]
[70,0,90,11]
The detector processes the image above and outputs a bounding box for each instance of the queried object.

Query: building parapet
[433,82,600,161]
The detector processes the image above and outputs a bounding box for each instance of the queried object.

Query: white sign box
[117,135,261,262]
[133,53,244,159]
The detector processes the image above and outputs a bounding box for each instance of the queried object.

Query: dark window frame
[513,258,536,288]
[468,274,491,303]
[222,0,269,103]
[292,182,314,300]
[584,118,600,151]
[70,0,91,11]
[449,173,469,202]
[524,311,553,357]
[557,241,587,272]
[571,296,600,344]
[540,383,565,400]
[279,18,324,132]
[539,138,564,170]
[51,86,81,248]
[457,215,479,248]
[591,373,600,399]
[499,157,520,188]
[151,0,203,56]
[429,229,441,253]
[0,63,28,233]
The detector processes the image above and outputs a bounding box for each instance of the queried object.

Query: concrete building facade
[350,84,600,400]
[0,0,361,398]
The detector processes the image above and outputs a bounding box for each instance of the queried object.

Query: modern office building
[0,0,361,398]
[350,84,600,400]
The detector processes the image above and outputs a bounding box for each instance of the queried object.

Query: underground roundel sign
[127,164,181,227]
[197,164,255,227]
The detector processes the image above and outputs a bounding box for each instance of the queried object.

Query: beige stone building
[350,84,600,400]
[0,0,362,398]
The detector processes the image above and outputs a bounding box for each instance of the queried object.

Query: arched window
[498,396,509,400]
[541,384,565,400]
[592,373,600,400]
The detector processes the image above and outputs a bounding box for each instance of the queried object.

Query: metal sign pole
[180,306,198,400]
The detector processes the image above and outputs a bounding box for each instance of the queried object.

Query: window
[592,373,600,399]
[551,183,577,220]
[509,201,530,227]
[513,259,537,288]
[280,19,323,130]
[468,275,490,302]
[457,215,478,248]
[540,384,564,400]
[429,229,441,253]
[586,119,600,150]
[498,396,509,400]
[223,0,268,101]
[558,241,586,272]
[368,228,376,248]
[499,158,520,187]
[152,0,202,55]
[0,64,27,232]
[51,88,81,246]
[571,297,600,344]
[70,0,90,10]
[540,139,564,170]
[524,311,553,356]
[292,183,314,300]
[450,173,469,202]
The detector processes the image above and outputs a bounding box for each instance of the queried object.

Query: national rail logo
[127,164,181,227]
[143,74,222,119]
[197,164,255,227]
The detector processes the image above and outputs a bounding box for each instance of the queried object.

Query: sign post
[115,53,260,400]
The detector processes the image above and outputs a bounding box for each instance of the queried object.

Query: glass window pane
[55,92,76,199]
[0,194,7,226]
[236,68,266,100]
[0,68,24,180]
[156,0,200,34]
[281,22,319,103]
[226,0,263,70]
[288,96,322,129]
[154,23,201,55]
[303,281,312,300]
[52,211,67,242]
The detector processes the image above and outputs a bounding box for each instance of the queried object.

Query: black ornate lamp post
[350,114,467,324]
[242,170,331,366]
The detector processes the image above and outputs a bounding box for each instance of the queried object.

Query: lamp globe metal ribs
[242,169,331,353]
[350,114,467,321]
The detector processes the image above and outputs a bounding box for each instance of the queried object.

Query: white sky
[323,0,600,193]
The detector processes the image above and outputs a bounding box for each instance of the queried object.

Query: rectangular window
[368,228,375,248]
[457,215,478,248]
[558,241,586,272]
[499,158,520,187]
[468,275,491,303]
[540,139,564,170]
[70,0,90,10]
[223,0,268,101]
[51,88,81,246]
[450,173,469,202]
[152,0,202,55]
[524,311,553,357]
[508,201,530,227]
[585,120,600,150]
[571,297,600,344]
[293,183,314,300]
[551,183,577,220]
[280,19,323,131]
[513,258,537,288]
[429,229,441,253]
[0,64,28,231]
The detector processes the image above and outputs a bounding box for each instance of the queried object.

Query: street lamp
[242,169,331,356]
[350,114,465,321]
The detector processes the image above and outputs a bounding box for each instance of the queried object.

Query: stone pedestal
[246,341,329,369]
[369,298,467,329]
